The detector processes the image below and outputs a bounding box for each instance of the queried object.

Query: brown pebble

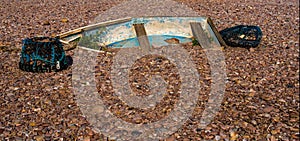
[164,38,180,44]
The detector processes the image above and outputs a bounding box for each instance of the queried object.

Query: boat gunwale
[58,16,209,41]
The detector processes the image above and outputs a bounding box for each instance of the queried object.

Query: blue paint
[107,35,192,48]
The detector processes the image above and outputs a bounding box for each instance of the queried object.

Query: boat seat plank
[133,23,151,51]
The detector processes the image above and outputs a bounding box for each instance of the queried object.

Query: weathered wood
[207,17,228,48]
[190,22,212,49]
[58,29,82,39]
[59,39,69,45]
[67,34,82,42]
[84,17,132,31]
[58,17,132,39]
[133,23,151,51]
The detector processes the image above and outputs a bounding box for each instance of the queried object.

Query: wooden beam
[133,23,151,51]
[207,17,228,48]
[84,17,132,31]
[58,17,132,39]
[58,29,82,39]
[190,22,212,49]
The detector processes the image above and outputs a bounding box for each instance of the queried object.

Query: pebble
[166,135,176,141]
[215,135,221,141]
[263,106,274,113]
[61,18,69,23]
[35,135,44,141]
[0,0,299,140]
[131,130,142,137]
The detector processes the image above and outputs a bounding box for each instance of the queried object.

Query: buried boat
[58,16,227,51]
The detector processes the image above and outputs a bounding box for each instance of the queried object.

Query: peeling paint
[64,17,221,49]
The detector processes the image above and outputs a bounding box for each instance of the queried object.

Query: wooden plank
[58,17,132,39]
[83,17,132,31]
[58,29,82,39]
[59,39,70,45]
[67,34,82,42]
[190,22,212,49]
[133,23,151,51]
[207,17,228,48]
